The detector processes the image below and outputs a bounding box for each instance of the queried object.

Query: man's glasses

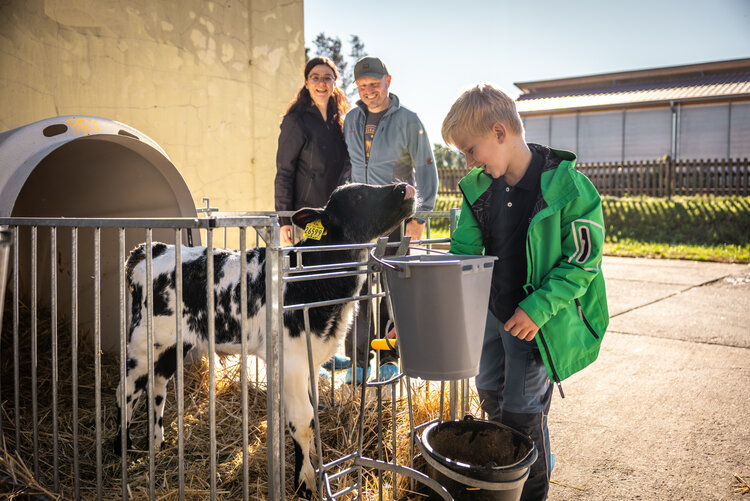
[308,75,335,84]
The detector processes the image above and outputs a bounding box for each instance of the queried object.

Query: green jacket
[450,144,609,384]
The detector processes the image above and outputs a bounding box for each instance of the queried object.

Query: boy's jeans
[476,310,554,501]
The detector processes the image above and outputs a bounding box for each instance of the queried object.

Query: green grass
[427,195,750,263]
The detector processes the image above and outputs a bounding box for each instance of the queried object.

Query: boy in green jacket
[443,84,609,500]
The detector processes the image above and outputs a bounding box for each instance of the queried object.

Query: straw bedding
[0,303,481,500]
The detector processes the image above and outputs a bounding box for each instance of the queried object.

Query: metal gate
[0,210,474,500]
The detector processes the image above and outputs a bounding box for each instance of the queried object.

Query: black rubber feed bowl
[418,417,537,500]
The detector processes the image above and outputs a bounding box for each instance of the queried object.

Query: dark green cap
[354,56,389,81]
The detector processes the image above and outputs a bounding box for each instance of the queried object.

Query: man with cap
[343,56,438,383]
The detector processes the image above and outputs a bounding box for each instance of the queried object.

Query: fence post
[667,156,674,200]
[264,219,284,500]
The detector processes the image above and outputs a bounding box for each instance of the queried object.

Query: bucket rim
[382,254,497,266]
[419,417,538,475]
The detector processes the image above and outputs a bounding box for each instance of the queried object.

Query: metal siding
[624,107,673,161]
[550,113,578,153]
[679,103,730,160]
[523,115,550,146]
[729,101,750,159]
[578,110,624,163]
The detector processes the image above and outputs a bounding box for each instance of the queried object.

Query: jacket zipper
[575,298,599,339]
[527,234,565,399]
[536,330,565,399]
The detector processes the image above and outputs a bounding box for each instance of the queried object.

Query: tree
[433,144,467,169]
[308,33,367,100]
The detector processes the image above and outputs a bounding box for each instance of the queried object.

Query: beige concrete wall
[0,0,304,212]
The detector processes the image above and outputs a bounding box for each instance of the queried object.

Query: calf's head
[291,182,416,244]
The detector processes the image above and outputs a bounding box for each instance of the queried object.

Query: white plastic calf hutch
[0,116,199,352]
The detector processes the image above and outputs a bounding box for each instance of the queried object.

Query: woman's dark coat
[275,105,350,225]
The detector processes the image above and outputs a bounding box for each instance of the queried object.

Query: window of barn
[624,107,672,161]
[550,113,578,154]
[523,115,550,145]
[678,103,730,160]
[729,101,750,159]
[577,110,624,163]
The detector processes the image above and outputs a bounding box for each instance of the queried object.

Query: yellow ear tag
[303,220,326,240]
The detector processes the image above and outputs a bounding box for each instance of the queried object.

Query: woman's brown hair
[285,56,350,131]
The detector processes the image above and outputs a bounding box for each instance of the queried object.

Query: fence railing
[437,158,750,197]
[0,209,467,501]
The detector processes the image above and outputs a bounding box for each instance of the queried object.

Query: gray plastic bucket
[418,416,537,501]
[382,254,496,380]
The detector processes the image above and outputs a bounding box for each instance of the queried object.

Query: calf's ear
[291,208,328,229]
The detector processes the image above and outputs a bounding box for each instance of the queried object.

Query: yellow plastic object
[371,338,398,351]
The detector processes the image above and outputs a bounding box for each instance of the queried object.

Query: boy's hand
[504,307,539,341]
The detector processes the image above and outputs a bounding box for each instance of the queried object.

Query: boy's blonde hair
[442,83,524,146]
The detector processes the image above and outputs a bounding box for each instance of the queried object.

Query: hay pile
[1,303,481,500]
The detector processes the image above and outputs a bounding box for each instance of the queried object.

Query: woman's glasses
[308,75,335,84]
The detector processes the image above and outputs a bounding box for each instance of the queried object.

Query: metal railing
[0,216,284,500]
[0,208,469,500]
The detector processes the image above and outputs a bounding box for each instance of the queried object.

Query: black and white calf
[114,182,416,497]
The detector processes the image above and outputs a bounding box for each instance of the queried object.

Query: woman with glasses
[275,56,351,246]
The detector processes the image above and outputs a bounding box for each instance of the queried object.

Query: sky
[304,0,750,146]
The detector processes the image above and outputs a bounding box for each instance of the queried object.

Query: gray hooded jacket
[344,94,438,213]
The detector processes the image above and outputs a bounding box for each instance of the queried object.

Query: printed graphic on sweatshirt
[568,219,604,271]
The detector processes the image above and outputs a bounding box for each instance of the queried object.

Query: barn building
[516,58,750,164]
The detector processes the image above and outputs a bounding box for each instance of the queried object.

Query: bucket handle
[368,245,451,272]
[417,433,531,491]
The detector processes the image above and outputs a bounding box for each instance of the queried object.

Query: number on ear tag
[303,220,326,240]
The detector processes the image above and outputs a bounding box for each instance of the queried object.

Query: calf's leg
[284,364,316,499]
[114,363,143,455]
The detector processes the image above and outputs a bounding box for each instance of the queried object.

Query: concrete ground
[547,256,750,500]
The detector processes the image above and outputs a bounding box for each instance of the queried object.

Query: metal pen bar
[71,228,80,500]
[391,381,398,500]
[285,261,367,276]
[119,228,128,499]
[323,456,359,479]
[175,229,186,501]
[146,229,156,501]
[327,482,358,500]
[283,268,367,283]
[407,379,416,493]
[353,457,452,501]
[94,227,103,501]
[206,216,277,228]
[439,381,445,423]
[254,230,260,388]
[0,217,203,229]
[303,307,325,500]
[239,227,250,501]
[284,291,386,313]
[31,226,39,478]
[206,228,217,501]
[377,384,384,501]
[449,380,458,420]
[264,223,284,500]
[50,227,59,492]
[0,234,4,445]
[12,226,20,454]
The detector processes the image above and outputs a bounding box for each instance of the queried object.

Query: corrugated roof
[516,72,750,113]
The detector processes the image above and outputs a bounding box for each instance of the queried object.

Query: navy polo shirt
[486,150,543,323]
